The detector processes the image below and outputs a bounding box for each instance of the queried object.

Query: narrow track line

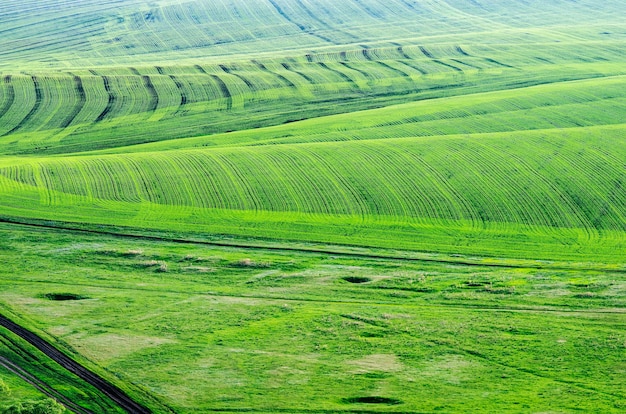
[0,314,153,414]
[142,75,159,113]
[168,75,187,108]
[317,62,357,87]
[58,75,87,129]
[0,355,94,414]
[251,60,297,88]
[281,63,315,84]
[2,76,42,136]
[218,65,256,90]
[210,74,233,110]
[430,339,626,401]
[0,217,623,273]
[11,276,626,315]
[266,0,334,44]
[94,75,114,123]
[0,75,15,120]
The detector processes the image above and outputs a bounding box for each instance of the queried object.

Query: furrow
[2,75,42,136]
[281,62,316,84]
[252,60,297,89]
[94,75,114,123]
[0,75,15,119]
[266,0,333,43]
[317,62,358,87]
[142,75,159,113]
[209,74,233,110]
[58,75,87,129]
[218,65,256,90]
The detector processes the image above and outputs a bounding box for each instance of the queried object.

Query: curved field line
[280,62,316,84]
[419,45,435,59]
[266,0,334,44]
[217,65,256,90]
[209,74,233,110]
[431,59,463,72]
[317,62,358,87]
[194,64,208,75]
[361,47,373,61]
[0,75,15,120]
[395,59,428,75]
[338,62,375,81]
[375,143,475,223]
[58,75,87,129]
[94,75,114,123]
[482,57,515,69]
[375,60,412,78]
[451,58,482,70]
[142,75,159,113]
[168,75,187,108]
[396,45,412,60]
[252,60,297,88]
[2,76,42,136]
[293,0,359,41]
[292,147,369,219]
[455,46,471,56]
[352,0,384,19]
[472,140,598,238]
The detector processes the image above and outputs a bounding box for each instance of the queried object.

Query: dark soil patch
[342,396,403,405]
[462,280,489,287]
[343,276,371,284]
[360,330,386,338]
[41,293,88,301]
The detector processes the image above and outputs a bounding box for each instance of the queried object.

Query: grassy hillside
[0,1,624,262]
[1,75,625,262]
[2,223,626,413]
[1,0,625,412]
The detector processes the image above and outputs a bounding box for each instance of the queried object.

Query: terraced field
[1,0,625,413]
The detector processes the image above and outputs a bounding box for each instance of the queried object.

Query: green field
[1,0,625,412]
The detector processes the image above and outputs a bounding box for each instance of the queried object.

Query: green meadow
[0,0,625,412]
[2,223,626,412]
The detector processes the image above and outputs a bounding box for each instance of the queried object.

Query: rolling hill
[1,1,625,413]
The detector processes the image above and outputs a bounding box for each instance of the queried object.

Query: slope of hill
[1,1,625,413]
[0,1,624,262]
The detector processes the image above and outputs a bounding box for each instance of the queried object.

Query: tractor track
[0,355,94,414]
[0,216,623,274]
[0,314,152,414]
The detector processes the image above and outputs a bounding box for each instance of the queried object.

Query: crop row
[2,124,624,236]
[2,0,623,69]
[103,75,626,155]
[0,53,498,147]
[4,43,624,154]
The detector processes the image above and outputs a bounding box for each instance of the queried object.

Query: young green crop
[0,116,624,262]
[0,1,625,412]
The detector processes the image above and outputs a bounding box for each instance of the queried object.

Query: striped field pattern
[0,0,625,263]
[2,1,626,413]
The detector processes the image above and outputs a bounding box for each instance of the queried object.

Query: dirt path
[0,314,151,414]
[0,355,94,414]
